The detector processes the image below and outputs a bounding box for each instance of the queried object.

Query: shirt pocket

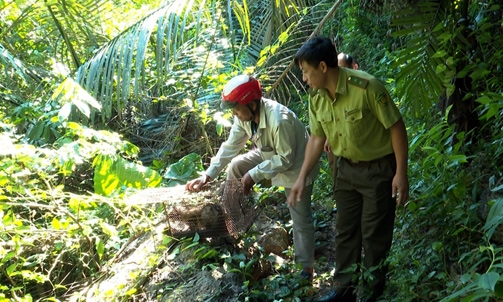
[344,109,364,140]
[319,113,334,137]
[260,146,275,160]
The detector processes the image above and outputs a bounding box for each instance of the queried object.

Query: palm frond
[3,0,113,70]
[0,42,51,102]
[76,0,222,122]
[0,43,33,84]
[389,0,446,117]
[257,0,342,106]
[74,0,322,123]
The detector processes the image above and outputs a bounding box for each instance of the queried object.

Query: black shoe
[315,290,357,302]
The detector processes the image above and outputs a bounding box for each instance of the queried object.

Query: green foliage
[0,44,35,87]
[483,197,503,242]
[388,1,446,117]
[387,0,503,124]
[0,121,165,300]
[9,74,104,147]
[162,153,204,186]
[94,155,162,196]
[440,244,503,302]
[0,188,154,301]
[74,0,312,123]
[384,105,503,301]
[226,251,257,280]
[311,155,335,202]
[2,0,503,301]
[332,2,396,76]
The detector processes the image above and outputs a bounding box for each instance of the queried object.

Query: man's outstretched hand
[185,174,211,192]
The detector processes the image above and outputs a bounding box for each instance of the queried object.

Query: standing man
[325,52,361,197]
[289,37,409,302]
[186,74,319,279]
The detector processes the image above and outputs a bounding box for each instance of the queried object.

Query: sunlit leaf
[94,156,162,196]
[97,238,105,259]
[52,217,61,230]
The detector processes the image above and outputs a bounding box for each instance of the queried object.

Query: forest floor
[150,188,335,302]
[72,182,339,301]
[139,183,340,302]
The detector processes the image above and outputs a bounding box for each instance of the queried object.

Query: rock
[259,227,290,258]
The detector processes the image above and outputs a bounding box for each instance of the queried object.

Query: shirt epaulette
[308,88,319,97]
[347,76,369,89]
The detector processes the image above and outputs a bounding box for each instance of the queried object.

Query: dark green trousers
[327,151,338,198]
[333,153,396,298]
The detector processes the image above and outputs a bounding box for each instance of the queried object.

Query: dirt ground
[139,184,339,302]
[72,182,339,302]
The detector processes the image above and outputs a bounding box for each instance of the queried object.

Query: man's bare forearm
[298,135,325,180]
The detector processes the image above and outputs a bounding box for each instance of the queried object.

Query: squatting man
[186,74,319,279]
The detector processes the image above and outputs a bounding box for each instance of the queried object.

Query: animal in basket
[174,202,226,232]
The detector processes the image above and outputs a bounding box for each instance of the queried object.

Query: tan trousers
[227,150,315,269]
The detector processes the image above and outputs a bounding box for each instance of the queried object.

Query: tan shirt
[309,68,402,161]
[206,98,318,188]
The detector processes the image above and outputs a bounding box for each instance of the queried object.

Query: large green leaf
[482,197,503,241]
[93,155,162,196]
[478,272,500,292]
[163,152,204,186]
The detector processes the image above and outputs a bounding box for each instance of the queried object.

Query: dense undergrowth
[385,114,503,301]
[2,60,499,302]
[2,97,503,301]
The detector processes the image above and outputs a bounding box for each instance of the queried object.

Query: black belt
[342,153,394,165]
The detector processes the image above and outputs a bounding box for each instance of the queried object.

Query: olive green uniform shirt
[309,67,402,162]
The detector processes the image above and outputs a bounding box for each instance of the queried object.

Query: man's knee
[226,159,244,179]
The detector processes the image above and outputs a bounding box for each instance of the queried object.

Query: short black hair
[340,53,355,66]
[294,36,338,68]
